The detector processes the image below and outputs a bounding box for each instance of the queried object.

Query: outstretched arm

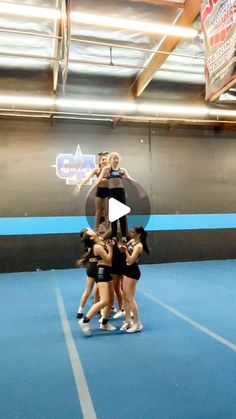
[122,167,134,181]
[122,167,146,198]
[74,167,97,196]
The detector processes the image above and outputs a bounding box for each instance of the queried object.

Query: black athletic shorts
[96,187,109,199]
[111,246,126,275]
[96,265,112,283]
[86,263,98,280]
[124,263,141,280]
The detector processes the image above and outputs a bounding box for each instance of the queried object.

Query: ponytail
[134,226,150,254]
[77,247,93,267]
[78,230,94,266]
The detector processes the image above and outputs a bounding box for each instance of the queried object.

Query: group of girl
[77,226,149,335]
[75,150,149,335]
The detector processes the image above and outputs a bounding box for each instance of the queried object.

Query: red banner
[201,0,236,101]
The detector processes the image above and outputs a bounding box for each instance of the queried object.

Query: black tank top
[127,241,140,264]
[94,243,109,264]
[127,241,140,255]
[107,168,124,179]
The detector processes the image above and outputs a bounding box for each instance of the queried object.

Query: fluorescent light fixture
[54,116,113,122]
[138,104,208,116]
[0,95,54,107]
[56,99,137,113]
[0,2,61,19]
[71,12,197,39]
[0,95,235,119]
[208,109,236,118]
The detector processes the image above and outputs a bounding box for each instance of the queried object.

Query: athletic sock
[83,316,90,323]
[102,318,108,325]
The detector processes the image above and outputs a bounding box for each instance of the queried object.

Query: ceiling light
[0,2,61,19]
[208,109,236,118]
[0,95,54,106]
[56,99,137,112]
[138,104,208,116]
[0,95,235,120]
[71,12,197,39]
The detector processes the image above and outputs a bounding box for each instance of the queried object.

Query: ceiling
[0,0,235,127]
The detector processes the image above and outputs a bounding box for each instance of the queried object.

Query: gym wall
[1,118,236,272]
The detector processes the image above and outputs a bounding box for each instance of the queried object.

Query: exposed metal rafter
[52,0,61,93]
[132,0,202,97]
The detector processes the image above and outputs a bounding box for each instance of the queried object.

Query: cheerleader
[120,226,149,333]
[75,152,109,232]
[95,152,133,242]
[78,229,115,335]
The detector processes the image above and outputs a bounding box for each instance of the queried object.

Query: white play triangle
[108,198,131,222]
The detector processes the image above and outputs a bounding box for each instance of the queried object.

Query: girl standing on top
[95,152,133,242]
[75,152,109,232]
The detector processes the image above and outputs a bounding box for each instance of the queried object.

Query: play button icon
[85,178,150,231]
[108,198,131,222]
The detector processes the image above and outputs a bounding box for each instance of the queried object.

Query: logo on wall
[52,145,96,185]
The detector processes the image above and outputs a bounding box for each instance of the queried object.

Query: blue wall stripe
[1,214,236,235]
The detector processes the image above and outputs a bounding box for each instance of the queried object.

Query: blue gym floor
[1,260,236,419]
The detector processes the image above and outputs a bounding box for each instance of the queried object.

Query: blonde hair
[98,153,108,166]
[108,152,121,163]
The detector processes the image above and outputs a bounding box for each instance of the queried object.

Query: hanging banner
[201,0,236,101]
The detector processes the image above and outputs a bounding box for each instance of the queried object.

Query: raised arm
[74,167,97,195]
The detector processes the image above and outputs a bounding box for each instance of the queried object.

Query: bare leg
[102,280,114,320]
[85,282,110,320]
[94,197,103,232]
[102,226,112,240]
[123,276,139,323]
[102,197,109,229]
[93,284,99,304]
[112,274,124,310]
[79,276,95,309]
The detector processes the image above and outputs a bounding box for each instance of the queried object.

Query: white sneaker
[113,309,125,319]
[110,307,117,315]
[100,322,116,331]
[78,319,91,336]
[120,321,134,331]
[126,322,143,333]
[98,316,103,323]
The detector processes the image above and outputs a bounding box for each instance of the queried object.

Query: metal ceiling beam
[52,0,61,93]
[0,28,60,39]
[132,0,202,97]
[72,37,204,60]
[128,0,184,8]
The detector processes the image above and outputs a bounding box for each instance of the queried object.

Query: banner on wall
[201,0,236,101]
[52,145,96,186]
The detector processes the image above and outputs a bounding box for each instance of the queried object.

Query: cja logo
[53,145,96,185]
